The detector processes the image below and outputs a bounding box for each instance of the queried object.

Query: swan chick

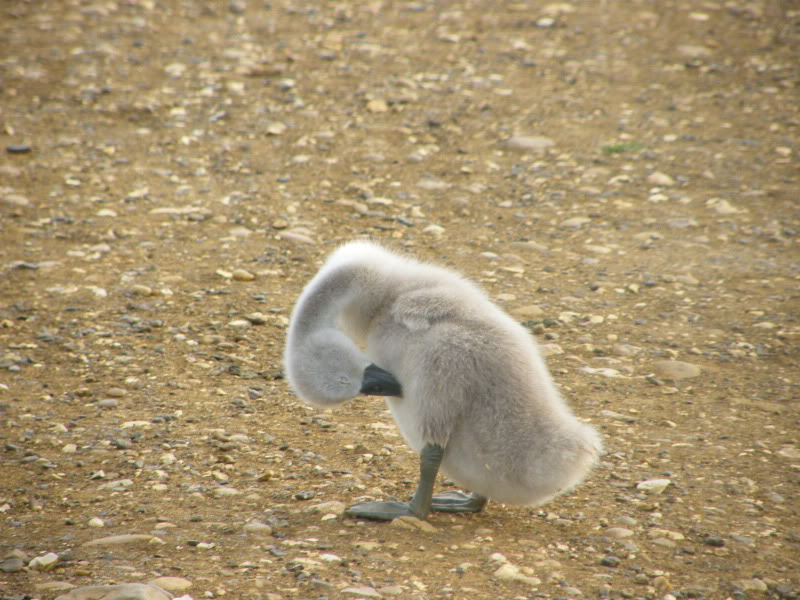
[284,240,602,521]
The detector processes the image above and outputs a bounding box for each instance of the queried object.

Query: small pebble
[266,122,286,135]
[232,268,255,281]
[666,217,698,229]
[506,135,554,151]
[305,500,347,516]
[319,553,342,564]
[605,527,634,539]
[493,563,542,585]
[6,144,32,154]
[243,520,273,535]
[88,517,105,528]
[561,216,592,228]
[654,576,672,593]
[147,576,193,592]
[366,99,389,113]
[704,536,725,547]
[391,515,438,533]
[416,177,450,191]
[423,224,445,236]
[647,171,675,186]
[0,557,25,573]
[648,529,684,541]
[636,479,671,494]
[652,360,701,380]
[243,312,268,325]
[130,285,154,297]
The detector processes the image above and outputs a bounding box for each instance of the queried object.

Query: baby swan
[284,241,602,521]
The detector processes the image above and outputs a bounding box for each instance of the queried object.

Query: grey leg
[431,490,488,513]
[346,443,444,521]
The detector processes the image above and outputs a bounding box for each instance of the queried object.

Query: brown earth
[1,1,799,599]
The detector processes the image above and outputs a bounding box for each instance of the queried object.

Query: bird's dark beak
[360,363,403,397]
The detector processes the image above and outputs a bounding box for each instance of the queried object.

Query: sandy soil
[1,1,798,599]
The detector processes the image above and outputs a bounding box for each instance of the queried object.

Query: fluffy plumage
[284,240,601,507]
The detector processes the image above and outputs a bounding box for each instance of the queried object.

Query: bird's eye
[337,376,350,385]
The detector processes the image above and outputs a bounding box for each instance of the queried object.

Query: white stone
[29,552,59,571]
[423,224,445,236]
[637,479,671,494]
[243,521,273,535]
[319,553,342,564]
[266,121,287,135]
[561,216,591,228]
[416,177,450,191]
[493,563,541,586]
[580,367,625,378]
[647,171,675,186]
[506,135,555,151]
[232,268,255,281]
[277,230,316,245]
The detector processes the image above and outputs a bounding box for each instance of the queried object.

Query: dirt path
[1,1,798,599]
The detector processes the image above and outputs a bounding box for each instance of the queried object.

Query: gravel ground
[1,1,799,599]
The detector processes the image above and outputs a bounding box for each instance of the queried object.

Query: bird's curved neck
[290,265,384,342]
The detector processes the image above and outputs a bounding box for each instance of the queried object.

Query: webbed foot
[346,500,419,521]
[431,490,487,513]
